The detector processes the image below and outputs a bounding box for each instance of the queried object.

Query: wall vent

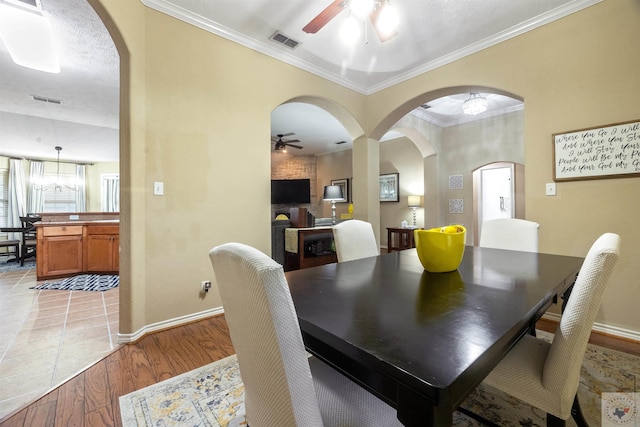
[269,31,300,49]
[31,95,62,104]
[335,140,347,145]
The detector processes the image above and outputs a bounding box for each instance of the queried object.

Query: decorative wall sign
[553,119,640,181]
[379,173,399,202]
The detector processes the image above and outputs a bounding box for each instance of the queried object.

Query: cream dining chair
[332,219,379,262]
[482,233,621,427]
[479,218,540,252]
[209,242,401,427]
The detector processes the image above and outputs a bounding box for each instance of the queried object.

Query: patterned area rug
[0,256,35,272]
[31,274,119,292]
[120,332,639,427]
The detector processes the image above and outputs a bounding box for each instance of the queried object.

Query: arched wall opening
[372,86,525,239]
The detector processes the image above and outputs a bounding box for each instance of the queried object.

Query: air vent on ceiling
[420,104,431,110]
[31,95,62,104]
[269,31,300,50]
[335,141,347,145]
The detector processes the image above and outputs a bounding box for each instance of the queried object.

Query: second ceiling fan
[272,133,303,151]
[302,0,399,42]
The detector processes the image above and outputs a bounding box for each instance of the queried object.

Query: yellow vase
[414,225,466,272]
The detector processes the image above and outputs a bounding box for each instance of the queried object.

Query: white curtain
[75,164,86,212]
[7,159,26,240]
[27,160,45,214]
[101,174,119,212]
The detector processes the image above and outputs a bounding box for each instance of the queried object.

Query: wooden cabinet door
[85,235,116,272]
[40,235,84,277]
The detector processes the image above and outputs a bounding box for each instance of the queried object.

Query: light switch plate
[545,183,556,196]
[153,181,164,195]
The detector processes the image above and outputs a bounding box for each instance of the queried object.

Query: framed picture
[379,173,399,202]
[330,178,349,203]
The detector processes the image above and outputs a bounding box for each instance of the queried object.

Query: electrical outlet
[545,183,557,196]
[201,280,212,292]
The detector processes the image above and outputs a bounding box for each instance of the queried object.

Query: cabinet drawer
[43,225,83,237]
[85,225,119,235]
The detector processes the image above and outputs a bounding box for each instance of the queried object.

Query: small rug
[120,333,639,427]
[0,256,36,272]
[31,274,119,292]
[120,355,246,427]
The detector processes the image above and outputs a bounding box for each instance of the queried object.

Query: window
[42,171,79,212]
[0,169,7,229]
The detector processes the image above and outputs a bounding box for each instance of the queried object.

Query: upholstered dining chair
[332,219,379,262]
[209,242,401,427]
[482,232,621,427]
[479,218,540,252]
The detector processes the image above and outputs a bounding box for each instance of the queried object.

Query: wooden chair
[209,242,401,426]
[332,219,379,262]
[479,218,540,252]
[19,216,40,265]
[0,239,20,262]
[483,233,621,426]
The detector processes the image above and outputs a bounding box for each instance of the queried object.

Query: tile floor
[0,263,119,420]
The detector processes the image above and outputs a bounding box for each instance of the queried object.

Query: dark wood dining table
[286,245,584,426]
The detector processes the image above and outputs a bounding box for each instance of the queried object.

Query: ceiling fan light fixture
[350,0,374,18]
[340,14,361,44]
[376,2,399,37]
[462,93,488,116]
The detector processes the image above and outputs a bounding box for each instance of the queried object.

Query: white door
[473,162,519,244]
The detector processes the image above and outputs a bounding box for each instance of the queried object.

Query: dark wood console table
[387,227,418,252]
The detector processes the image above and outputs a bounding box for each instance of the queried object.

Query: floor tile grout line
[0,275,44,364]
[50,291,73,388]
[102,291,116,351]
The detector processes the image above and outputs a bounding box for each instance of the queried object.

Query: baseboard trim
[542,313,640,342]
[116,307,225,344]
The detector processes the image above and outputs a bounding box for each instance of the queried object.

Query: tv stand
[284,227,337,271]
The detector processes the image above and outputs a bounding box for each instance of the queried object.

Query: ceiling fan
[272,133,303,151]
[302,0,399,42]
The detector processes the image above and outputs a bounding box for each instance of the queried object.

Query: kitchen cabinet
[36,221,119,280]
[84,225,119,273]
[37,225,84,279]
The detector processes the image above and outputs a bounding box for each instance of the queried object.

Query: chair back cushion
[542,233,620,405]
[332,220,379,262]
[479,218,539,252]
[210,243,323,427]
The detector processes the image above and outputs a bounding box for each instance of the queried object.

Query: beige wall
[316,150,352,218]
[96,0,367,335]
[96,0,639,337]
[379,137,424,246]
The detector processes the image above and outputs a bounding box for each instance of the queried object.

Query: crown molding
[141,0,601,96]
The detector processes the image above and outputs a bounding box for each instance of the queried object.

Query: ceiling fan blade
[302,0,346,34]
[282,139,301,143]
[369,7,398,42]
[279,132,295,137]
[285,144,303,149]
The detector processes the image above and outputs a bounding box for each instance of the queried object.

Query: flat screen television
[271,179,311,204]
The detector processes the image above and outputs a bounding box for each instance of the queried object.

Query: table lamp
[323,185,344,225]
[408,195,422,227]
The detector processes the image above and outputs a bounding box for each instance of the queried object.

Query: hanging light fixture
[462,93,488,116]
